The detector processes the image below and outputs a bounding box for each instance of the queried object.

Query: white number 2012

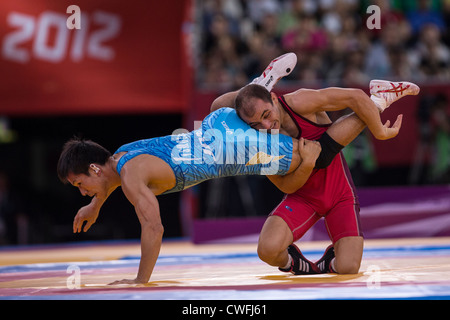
[2,10,121,64]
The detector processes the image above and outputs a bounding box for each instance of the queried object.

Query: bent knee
[336,260,361,274]
[257,242,283,265]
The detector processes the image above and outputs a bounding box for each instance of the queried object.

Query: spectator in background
[242,3,284,82]
[364,0,413,80]
[429,94,450,183]
[366,0,408,39]
[196,0,450,88]
[320,0,360,36]
[281,14,328,57]
[246,0,280,25]
[201,12,247,90]
[342,129,377,186]
[389,46,416,80]
[364,22,396,79]
[323,33,351,82]
[200,0,249,90]
[342,49,371,86]
[411,93,450,184]
[281,13,328,84]
[412,23,450,81]
[406,0,445,35]
[442,0,450,46]
[277,0,310,36]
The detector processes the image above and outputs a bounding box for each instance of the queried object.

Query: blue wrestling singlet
[114,108,294,194]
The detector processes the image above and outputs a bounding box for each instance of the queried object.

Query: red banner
[0,0,192,115]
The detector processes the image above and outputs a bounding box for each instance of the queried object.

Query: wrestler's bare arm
[286,88,402,141]
[109,159,165,285]
[210,90,239,112]
[268,138,321,194]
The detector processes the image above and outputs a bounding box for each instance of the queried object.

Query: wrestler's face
[67,166,107,199]
[240,95,281,132]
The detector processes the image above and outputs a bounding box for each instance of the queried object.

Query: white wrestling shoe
[370,80,420,112]
[251,52,297,92]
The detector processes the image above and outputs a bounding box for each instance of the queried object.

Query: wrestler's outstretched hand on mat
[109,278,142,285]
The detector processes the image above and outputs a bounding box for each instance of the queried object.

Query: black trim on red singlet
[278,95,332,139]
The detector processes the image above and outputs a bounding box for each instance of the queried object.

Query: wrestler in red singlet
[270,96,362,244]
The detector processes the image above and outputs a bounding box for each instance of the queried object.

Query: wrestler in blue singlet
[114,108,294,194]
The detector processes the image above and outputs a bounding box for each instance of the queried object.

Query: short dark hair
[57,137,111,183]
[235,84,272,119]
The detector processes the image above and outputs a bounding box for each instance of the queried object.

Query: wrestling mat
[1,237,450,300]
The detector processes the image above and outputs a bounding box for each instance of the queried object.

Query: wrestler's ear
[89,164,101,175]
[270,92,278,103]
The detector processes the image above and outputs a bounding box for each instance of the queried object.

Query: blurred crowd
[195,0,450,90]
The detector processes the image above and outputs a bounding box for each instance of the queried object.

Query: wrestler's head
[57,137,111,198]
[235,84,281,132]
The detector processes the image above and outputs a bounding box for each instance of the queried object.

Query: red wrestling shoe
[279,244,320,275]
[315,244,336,274]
